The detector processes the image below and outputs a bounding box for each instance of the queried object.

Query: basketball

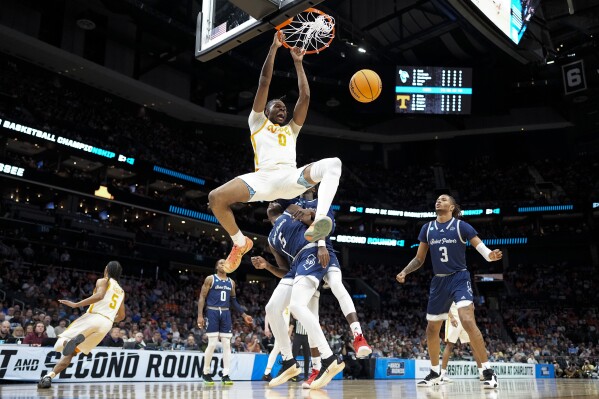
[349,69,382,103]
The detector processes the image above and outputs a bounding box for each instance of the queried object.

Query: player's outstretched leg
[303,158,342,242]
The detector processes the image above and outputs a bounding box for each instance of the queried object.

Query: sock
[231,231,246,247]
[221,337,231,376]
[203,337,218,374]
[481,362,491,370]
[309,158,342,217]
[478,367,484,376]
[431,364,440,374]
[312,356,321,371]
[47,371,56,379]
[441,369,447,376]
[265,367,272,374]
[350,322,362,337]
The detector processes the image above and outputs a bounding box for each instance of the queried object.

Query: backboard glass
[196,0,324,62]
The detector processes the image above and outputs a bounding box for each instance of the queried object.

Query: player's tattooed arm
[396,242,428,283]
[403,257,424,274]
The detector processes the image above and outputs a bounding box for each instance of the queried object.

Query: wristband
[475,242,492,262]
[318,240,326,247]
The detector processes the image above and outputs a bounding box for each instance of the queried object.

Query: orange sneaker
[302,368,320,389]
[304,215,333,242]
[223,237,253,273]
[353,334,372,359]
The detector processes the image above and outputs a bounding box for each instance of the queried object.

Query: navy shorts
[426,270,473,316]
[292,249,340,282]
[205,308,232,334]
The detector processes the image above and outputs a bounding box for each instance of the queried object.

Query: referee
[290,316,310,381]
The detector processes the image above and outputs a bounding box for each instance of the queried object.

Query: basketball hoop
[275,8,335,54]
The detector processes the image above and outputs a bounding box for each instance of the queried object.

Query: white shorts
[445,320,470,344]
[59,313,114,354]
[237,165,312,202]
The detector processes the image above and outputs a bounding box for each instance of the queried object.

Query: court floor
[1,379,598,399]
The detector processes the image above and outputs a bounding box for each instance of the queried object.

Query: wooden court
[1,379,598,399]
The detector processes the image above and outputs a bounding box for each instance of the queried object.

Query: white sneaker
[417,369,442,387]
[482,369,498,389]
[304,216,332,242]
[440,374,453,383]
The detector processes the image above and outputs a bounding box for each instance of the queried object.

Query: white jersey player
[38,261,125,389]
[208,32,343,274]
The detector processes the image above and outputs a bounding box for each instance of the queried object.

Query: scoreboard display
[395,66,472,115]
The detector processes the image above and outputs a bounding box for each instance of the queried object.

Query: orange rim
[275,8,335,55]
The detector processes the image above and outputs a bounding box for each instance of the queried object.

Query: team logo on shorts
[467,281,473,296]
[304,254,317,270]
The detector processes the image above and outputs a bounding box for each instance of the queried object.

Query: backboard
[195,0,324,62]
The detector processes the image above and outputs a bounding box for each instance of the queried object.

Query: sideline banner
[373,358,415,379]
[0,345,255,382]
[415,359,545,379]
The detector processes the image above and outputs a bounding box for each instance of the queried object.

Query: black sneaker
[221,375,234,385]
[482,368,498,389]
[309,355,345,390]
[202,373,214,385]
[262,373,272,382]
[63,334,85,356]
[38,375,52,389]
[268,358,301,387]
[417,369,442,387]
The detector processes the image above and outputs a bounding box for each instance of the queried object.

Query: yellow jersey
[87,278,125,321]
[249,110,301,171]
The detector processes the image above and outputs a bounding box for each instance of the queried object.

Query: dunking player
[440,302,484,383]
[396,194,501,389]
[197,259,253,385]
[38,261,125,389]
[208,32,343,274]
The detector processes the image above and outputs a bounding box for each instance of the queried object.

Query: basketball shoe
[309,355,345,390]
[202,374,215,385]
[482,368,498,389]
[38,375,52,389]
[417,369,442,387]
[262,373,272,382]
[223,237,253,273]
[440,371,453,384]
[353,334,372,358]
[302,368,320,389]
[63,334,85,356]
[221,375,233,385]
[304,216,333,242]
[269,358,301,387]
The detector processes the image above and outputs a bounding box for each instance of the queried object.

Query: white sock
[482,362,491,370]
[308,158,342,217]
[431,364,440,374]
[231,231,246,247]
[203,337,218,374]
[350,322,362,337]
[441,369,447,375]
[47,371,56,379]
[290,277,333,359]
[312,356,321,371]
[478,367,484,375]
[221,337,231,376]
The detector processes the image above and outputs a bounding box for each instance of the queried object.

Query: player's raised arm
[396,242,429,283]
[253,33,284,113]
[470,236,503,262]
[290,46,310,126]
[59,277,108,308]
[197,275,213,328]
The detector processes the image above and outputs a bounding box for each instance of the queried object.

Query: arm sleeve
[231,297,245,314]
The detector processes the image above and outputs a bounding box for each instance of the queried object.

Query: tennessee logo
[267,124,291,135]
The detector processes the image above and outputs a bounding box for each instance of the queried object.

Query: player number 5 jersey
[88,278,125,321]
[249,110,301,170]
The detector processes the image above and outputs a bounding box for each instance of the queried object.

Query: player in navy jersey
[251,201,345,390]
[197,259,253,385]
[396,194,501,389]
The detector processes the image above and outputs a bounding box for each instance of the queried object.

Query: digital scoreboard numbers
[395,66,472,115]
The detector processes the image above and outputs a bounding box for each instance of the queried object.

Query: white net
[278,10,335,54]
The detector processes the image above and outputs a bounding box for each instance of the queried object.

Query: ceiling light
[357,47,366,53]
